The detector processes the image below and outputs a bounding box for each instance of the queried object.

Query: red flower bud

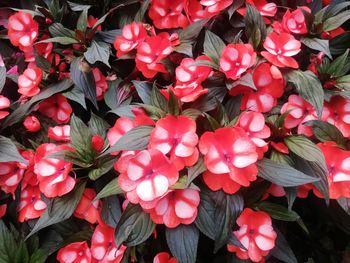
[91,134,104,152]
[23,115,41,132]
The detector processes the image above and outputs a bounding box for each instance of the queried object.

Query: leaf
[330,32,350,55]
[244,4,266,48]
[168,89,180,116]
[15,241,29,263]
[29,249,48,263]
[190,86,227,112]
[133,80,152,104]
[186,157,206,186]
[270,227,298,263]
[226,73,256,91]
[150,84,168,112]
[63,86,87,110]
[182,108,203,120]
[285,70,324,118]
[77,6,89,32]
[35,52,51,72]
[257,202,300,221]
[84,40,111,67]
[0,136,27,164]
[225,95,242,121]
[304,120,345,146]
[179,19,208,43]
[203,30,226,65]
[327,49,349,78]
[115,204,155,246]
[195,188,243,252]
[0,65,5,93]
[2,78,73,127]
[336,74,350,90]
[0,220,17,262]
[38,37,79,45]
[27,181,86,238]
[323,10,350,31]
[67,1,91,11]
[70,57,98,109]
[95,29,122,44]
[301,38,332,59]
[102,125,153,155]
[49,23,76,38]
[257,158,320,187]
[94,178,124,201]
[337,198,350,215]
[88,156,116,180]
[166,224,199,263]
[134,0,150,22]
[101,195,122,228]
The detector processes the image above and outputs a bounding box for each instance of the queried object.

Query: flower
[227,208,277,262]
[0,205,6,219]
[202,171,241,194]
[220,44,256,80]
[91,134,105,152]
[324,96,350,138]
[0,95,10,120]
[281,7,309,34]
[261,32,301,68]
[91,224,127,263]
[237,0,277,19]
[18,185,47,222]
[7,11,38,51]
[18,66,42,97]
[34,143,76,198]
[23,115,40,132]
[146,188,200,228]
[48,125,71,142]
[153,252,178,263]
[117,149,179,205]
[199,127,258,186]
[229,63,284,113]
[236,111,271,159]
[200,0,233,15]
[148,115,199,170]
[318,141,350,199]
[114,22,148,57]
[149,0,188,29]
[93,68,108,101]
[136,34,173,78]
[57,241,92,263]
[38,94,73,124]
[74,188,100,224]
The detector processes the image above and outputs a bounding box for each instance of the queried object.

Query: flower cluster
[0,0,350,262]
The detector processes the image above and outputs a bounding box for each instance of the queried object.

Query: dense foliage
[0,0,349,262]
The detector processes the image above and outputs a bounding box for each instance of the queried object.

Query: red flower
[236,111,271,159]
[136,34,173,78]
[271,142,289,154]
[220,44,256,80]
[146,188,200,228]
[23,115,40,132]
[238,0,277,19]
[324,96,350,138]
[199,127,258,186]
[57,241,92,263]
[318,142,350,199]
[38,94,73,124]
[230,63,284,113]
[184,0,208,22]
[117,149,179,205]
[0,205,6,219]
[0,160,25,197]
[114,22,147,58]
[87,15,101,30]
[281,7,309,34]
[153,252,178,263]
[202,171,241,194]
[18,66,42,97]
[7,12,38,52]
[92,134,105,152]
[148,115,199,170]
[149,0,189,29]
[34,143,76,198]
[227,208,277,262]
[74,188,101,224]
[91,224,127,263]
[93,68,108,101]
[200,0,233,15]
[261,32,301,68]
[0,95,10,119]
[48,125,71,142]
[18,185,46,222]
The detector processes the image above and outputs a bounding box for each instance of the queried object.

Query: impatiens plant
[0,0,350,263]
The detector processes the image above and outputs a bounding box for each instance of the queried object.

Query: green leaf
[115,204,155,246]
[244,4,266,48]
[182,108,203,120]
[305,120,345,146]
[96,29,122,44]
[102,125,153,155]
[38,37,79,45]
[88,156,116,180]
[226,73,256,91]
[190,86,227,112]
[77,6,89,32]
[186,157,206,186]
[70,57,98,109]
[330,32,350,55]
[29,249,48,263]
[0,220,17,262]
[84,40,111,67]
[67,1,91,11]
[323,10,350,31]
[49,23,76,38]
[336,74,350,90]
[0,64,5,93]
[301,38,332,59]
[63,86,87,110]
[133,80,152,104]
[179,19,208,43]
[27,181,86,238]
[257,202,300,221]
[134,0,150,22]
[270,227,298,263]
[2,78,73,127]
[203,30,226,65]
[151,84,168,112]
[257,158,320,187]
[285,70,324,118]
[34,52,51,72]
[94,178,124,201]
[0,136,27,164]
[101,195,122,228]
[327,49,349,78]
[166,224,199,263]
[195,188,243,252]
[168,89,180,116]
[15,241,29,263]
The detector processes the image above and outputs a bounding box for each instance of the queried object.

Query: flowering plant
[0,0,350,262]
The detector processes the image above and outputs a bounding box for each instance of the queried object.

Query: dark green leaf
[88,156,116,180]
[203,30,226,65]
[27,181,86,238]
[336,74,350,90]
[63,86,87,110]
[245,4,266,48]
[34,51,51,72]
[67,1,91,11]
[101,195,122,228]
[323,10,350,31]
[168,89,180,116]
[226,73,256,91]
[0,65,5,93]
[94,178,123,201]
[133,80,152,104]
[182,108,203,120]
[29,249,47,263]
[151,84,168,112]
[327,49,349,78]
[84,40,111,67]
[95,30,122,44]
[301,38,332,59]
[187,157,206,186]
[304,120,345,146]
[77,7,89,32]
[115,204,155,246]
[49,23,76,38]
[270,227,298,263]
[134,0,150,22]
[0,220,17,262]
[15,242,29,263]
[190,86,227,112]
[257,202,300,221]
[166,224,199,263]
[38,37,78,45]
[0,135,28,164]
[285,70,324,118]
[330,32,350,55]
[257,158,319,187]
